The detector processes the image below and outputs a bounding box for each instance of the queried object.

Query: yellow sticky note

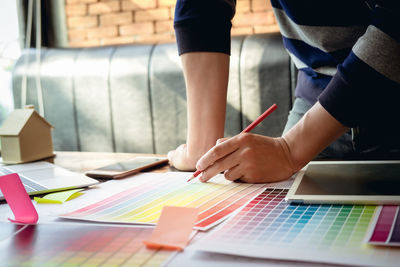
[143,206,199,251]
[34,189,84,204]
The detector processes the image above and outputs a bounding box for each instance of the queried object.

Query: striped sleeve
[318,4,400,128]
[173,0,236,55]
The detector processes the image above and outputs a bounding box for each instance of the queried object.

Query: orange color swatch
[143,206,199,251]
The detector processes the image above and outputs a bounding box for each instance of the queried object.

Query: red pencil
[187,103,278,182]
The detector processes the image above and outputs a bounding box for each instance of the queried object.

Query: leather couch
[12,33,297,154]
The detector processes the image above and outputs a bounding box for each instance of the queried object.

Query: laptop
[0,161,99,200]
[286,161,400,205]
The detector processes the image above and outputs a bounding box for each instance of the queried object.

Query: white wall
[0,0,20,125]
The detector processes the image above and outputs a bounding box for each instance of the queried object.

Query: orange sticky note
[143,206,199,251]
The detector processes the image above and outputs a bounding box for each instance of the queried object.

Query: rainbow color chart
[0,223,172,267]
[194,188,400,267]
[61,172,268,230]
[368,205,400,246]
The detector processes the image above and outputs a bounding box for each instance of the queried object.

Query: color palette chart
[61,172,268,230]
[194,188,400,267]
[368,205,400,246]
[0,223,172,267]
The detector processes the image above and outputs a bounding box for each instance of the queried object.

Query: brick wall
[66,0,279,47]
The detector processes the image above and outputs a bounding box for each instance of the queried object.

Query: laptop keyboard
[0,168,48,198]
[18,174,48,192]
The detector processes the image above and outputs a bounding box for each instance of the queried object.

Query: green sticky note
[34,189,84,204]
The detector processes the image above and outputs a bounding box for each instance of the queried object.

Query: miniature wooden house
[0,109,54,164]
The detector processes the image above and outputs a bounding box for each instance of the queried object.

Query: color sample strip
[143,206,199,250]
[391,210,400,243]
[61,172,267,230]
[66,177,172,217]
[0,223,173,267]
[195,187,265,229]
[193,188,400,267]
[368,205,400,246]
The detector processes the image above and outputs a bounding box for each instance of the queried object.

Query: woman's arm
[168,52,229,170]
[168,0,236,170]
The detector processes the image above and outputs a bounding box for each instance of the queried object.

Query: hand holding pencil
[188,104,296,183]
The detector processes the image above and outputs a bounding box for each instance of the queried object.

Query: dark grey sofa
[12,33,296,155]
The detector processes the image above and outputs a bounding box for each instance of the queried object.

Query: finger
[196,136,240,171]
[199,151,240,182]
[223,164,243,181]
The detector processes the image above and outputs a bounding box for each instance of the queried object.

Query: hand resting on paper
[195,133,297,183]
[167,144,198,171]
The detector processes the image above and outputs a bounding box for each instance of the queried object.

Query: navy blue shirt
[174,0,400,146]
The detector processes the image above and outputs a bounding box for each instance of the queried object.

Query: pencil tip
[187,176,194,182]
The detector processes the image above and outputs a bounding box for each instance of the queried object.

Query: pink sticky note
[0,173,38,224]
[143,206,199,251]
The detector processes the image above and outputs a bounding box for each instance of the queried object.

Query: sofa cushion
[12,33,295,154]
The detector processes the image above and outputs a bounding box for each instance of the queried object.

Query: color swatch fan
[193,188,400,267]
[61,172,269,230]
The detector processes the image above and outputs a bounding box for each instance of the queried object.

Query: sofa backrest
[12,33,296,154]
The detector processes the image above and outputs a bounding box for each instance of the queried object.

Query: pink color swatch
[0,173,38,224]
[369,205,400,246]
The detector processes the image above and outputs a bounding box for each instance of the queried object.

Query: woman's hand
[167,144,197,171]
[195,102,349,183]
[196,133,297,183]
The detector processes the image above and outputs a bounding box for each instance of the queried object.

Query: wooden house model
[0,109,54,164]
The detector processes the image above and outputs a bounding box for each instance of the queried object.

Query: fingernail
[199,174,205,182]
[196,163,202,170]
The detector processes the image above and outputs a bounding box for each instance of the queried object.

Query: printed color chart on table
[61,172,270,230]
[368,205,400,246]
[0,223,173,267]
[194,188,400,267]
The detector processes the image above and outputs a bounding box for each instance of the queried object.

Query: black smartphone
[85,156,169,179]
